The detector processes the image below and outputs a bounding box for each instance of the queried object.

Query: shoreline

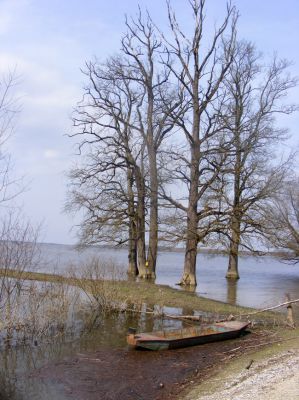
[181,327,299,400]
[36,241,292,258]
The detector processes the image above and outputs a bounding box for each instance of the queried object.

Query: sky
[0,0,298,245]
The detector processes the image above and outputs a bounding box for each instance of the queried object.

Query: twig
[245,359,254,370]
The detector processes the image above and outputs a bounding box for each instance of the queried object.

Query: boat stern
[127,327,137,347]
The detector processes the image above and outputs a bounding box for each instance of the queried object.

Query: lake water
[37,243,299,311]
[1,242,299,400]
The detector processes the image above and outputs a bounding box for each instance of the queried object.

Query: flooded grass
[1,267,285,316]
[0,259,292,400]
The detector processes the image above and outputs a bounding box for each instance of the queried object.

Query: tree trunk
[146,89,157,279]
[180,83,200,286]
[227,123,241,280]
[226,214,241,280]
[127,218,138,276]
[136,206,147,278]
[180,141,200,286]
[180,211,198,286]
[134,169,148,278]
[147,142,158,279]
[127,167,138,276]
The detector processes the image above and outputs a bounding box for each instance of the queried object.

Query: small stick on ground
[245,359,254,370]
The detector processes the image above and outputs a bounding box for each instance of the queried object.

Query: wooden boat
[127,320,249,350]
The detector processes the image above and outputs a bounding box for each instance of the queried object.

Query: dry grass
[0,279,80,345]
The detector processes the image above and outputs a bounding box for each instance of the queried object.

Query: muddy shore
[30,328,271,400]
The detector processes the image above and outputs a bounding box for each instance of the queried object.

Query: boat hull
[127,321,249,351]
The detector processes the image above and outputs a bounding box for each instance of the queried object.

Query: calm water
[0,312,177,400]
[1,242,298,400]
[37,243,299,310]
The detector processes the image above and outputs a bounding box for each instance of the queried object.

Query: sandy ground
[189,350,299,400]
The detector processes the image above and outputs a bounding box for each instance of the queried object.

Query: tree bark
[145,63,158,279]
[135,169,148,278]
[227,107,241,280]
[180,81,200,286]
[127,167,138,276]
[181,162,199,286]
[226,214,241,279]
[147,135,158,279]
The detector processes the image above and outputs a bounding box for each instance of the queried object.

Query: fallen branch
[239,298,299,317]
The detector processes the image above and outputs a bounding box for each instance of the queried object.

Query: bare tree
[263,177,299,263]
[0,211,40,315]
[0,70,22,205]
[121,10,179,277]
[67,56,147,276]
[221,41,298,279]
[69,10,179,279]
[159,0,237,286]
[0,71,40,323]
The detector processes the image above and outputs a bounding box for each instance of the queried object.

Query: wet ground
[30,329,267,400]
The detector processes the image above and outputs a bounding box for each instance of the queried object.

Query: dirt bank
[183,328,299,400]
[186,350,299,400]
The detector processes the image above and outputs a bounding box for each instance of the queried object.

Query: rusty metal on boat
[127,321,250,350]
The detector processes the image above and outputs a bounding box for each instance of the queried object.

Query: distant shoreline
[38,242,291,259]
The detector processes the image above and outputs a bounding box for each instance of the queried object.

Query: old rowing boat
[127,320,249,350]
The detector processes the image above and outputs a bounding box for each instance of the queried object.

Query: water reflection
[226,280,238,305]
[181,285,196,294]
[0,368,22,400]
[0,303,201,400]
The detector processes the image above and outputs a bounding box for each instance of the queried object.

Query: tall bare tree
[121,10,179,277]
[69,11,179,279]
[159,0,237,286]
[221,42,298,279]
[67,56,147,276]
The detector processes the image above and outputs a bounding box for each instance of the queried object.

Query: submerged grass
[0,268,285,324]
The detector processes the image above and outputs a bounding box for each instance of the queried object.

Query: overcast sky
[0,0,298,245]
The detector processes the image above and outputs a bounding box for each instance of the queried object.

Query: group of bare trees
[67,0,298,286]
